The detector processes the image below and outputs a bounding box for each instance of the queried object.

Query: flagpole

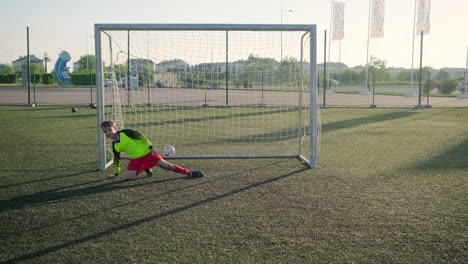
[327,0,333,94]
[465,45,468,94]
[339,39,342,88]
[362,0,372,95]
[406,0,418,97]
[415,30,424,108]
[457,45,468,98]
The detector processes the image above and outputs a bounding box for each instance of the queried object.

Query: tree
[76,55,96,71]
[0,64,14,74]
[22,63,44,74]
[22,64,44,84]
[435,69,450,81]
[396,69,412,82]
[424,79,438,94]
[332,69,360,85]
[440,79,457,94]
[44,52,51,73]
[435,69,451,94]
[368,56,389,83]
[139,64,155,87]
[113,64,126,79]
[417,67,433,83]
[242,54,278,88]
[279,57,301,86]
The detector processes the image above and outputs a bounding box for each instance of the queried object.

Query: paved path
[1,86,467,107]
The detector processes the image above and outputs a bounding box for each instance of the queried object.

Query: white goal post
[95,24,318,171]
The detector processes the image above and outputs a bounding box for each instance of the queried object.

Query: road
[1,85,468,107]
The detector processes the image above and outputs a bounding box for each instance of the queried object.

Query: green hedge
[71,72,96,85]
[0,74,17,83]
[30,73,41,84]
[42,73,54,84]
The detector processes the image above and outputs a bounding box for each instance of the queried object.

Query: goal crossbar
[95,24,316,32]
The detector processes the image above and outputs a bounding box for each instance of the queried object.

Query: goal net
[95,24,318,170]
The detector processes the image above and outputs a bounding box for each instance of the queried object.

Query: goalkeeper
[101,120,203,180]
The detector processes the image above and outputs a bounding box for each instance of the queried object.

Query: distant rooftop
[12,55,43,63]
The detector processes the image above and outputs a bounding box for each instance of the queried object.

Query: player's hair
[100,120,117,129]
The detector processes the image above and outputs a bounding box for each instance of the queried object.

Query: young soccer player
[101,120,203,180]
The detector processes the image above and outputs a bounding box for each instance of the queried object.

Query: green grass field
[0,105,467,263]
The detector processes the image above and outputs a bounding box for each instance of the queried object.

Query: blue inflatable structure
[54,51,72,85]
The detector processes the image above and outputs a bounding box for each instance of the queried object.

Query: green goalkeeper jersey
[112,129,154,174]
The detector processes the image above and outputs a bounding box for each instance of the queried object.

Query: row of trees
[74,55,156,87]
[0,63,47,75]
[5,53,461,94]
[65,54,467,94]
[0,63,53,84]
[324,56,462,94]
[178,55,462,94]
[178,55,306,89]
[0,64,16,83]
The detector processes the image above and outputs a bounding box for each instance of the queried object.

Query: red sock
[173,165,191,176]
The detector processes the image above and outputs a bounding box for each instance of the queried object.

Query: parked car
[330,79,339,86]
[457,81,468,92]
[117,78,126,88]
[103,79,113,87]
[120,77,140,90]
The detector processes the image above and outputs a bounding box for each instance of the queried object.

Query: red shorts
[127,153,162,175]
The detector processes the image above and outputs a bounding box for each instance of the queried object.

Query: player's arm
[112,142,121,176]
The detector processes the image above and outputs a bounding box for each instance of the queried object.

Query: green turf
[0,105,467,263]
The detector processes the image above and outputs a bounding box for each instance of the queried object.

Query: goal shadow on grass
[0,161,98,190]
[4,165,308,263]
[223,126,306,143]
[0,175,186,213]
[0,162,98,190]
[134,107,295,128]
[7,161,292,241]
[321,110,416,133]
[410,138,468,170]
[212,110,417,144]
[6,160,288,240]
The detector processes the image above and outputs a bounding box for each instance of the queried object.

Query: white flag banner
[370,0,385,38]
[417,0,431,35]
[332,1,346,41]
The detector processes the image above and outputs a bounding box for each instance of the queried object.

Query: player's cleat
[189,171,203,178]
[145,168,153,177]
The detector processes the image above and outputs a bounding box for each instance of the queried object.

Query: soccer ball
[162,145,176,156]
[71,107,77,112]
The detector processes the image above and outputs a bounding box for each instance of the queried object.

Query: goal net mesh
[97,25,317,166]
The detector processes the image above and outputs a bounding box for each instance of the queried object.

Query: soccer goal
[95,24,318,171]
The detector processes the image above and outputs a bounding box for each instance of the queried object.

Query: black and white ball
[162,145,176,156]
[71,107,77,113]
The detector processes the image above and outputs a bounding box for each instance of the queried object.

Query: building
[128,58,156,75]
[73,61,81,72]
[155,59,189,73]
[12,55,44,73]
[183,61,247,78]
[317,62,349,73]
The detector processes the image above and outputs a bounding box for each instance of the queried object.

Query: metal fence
[1,85,468,107]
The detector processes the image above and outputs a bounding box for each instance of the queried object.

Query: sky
[0,0,467,70]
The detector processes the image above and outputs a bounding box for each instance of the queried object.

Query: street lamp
[281,4,293,61]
